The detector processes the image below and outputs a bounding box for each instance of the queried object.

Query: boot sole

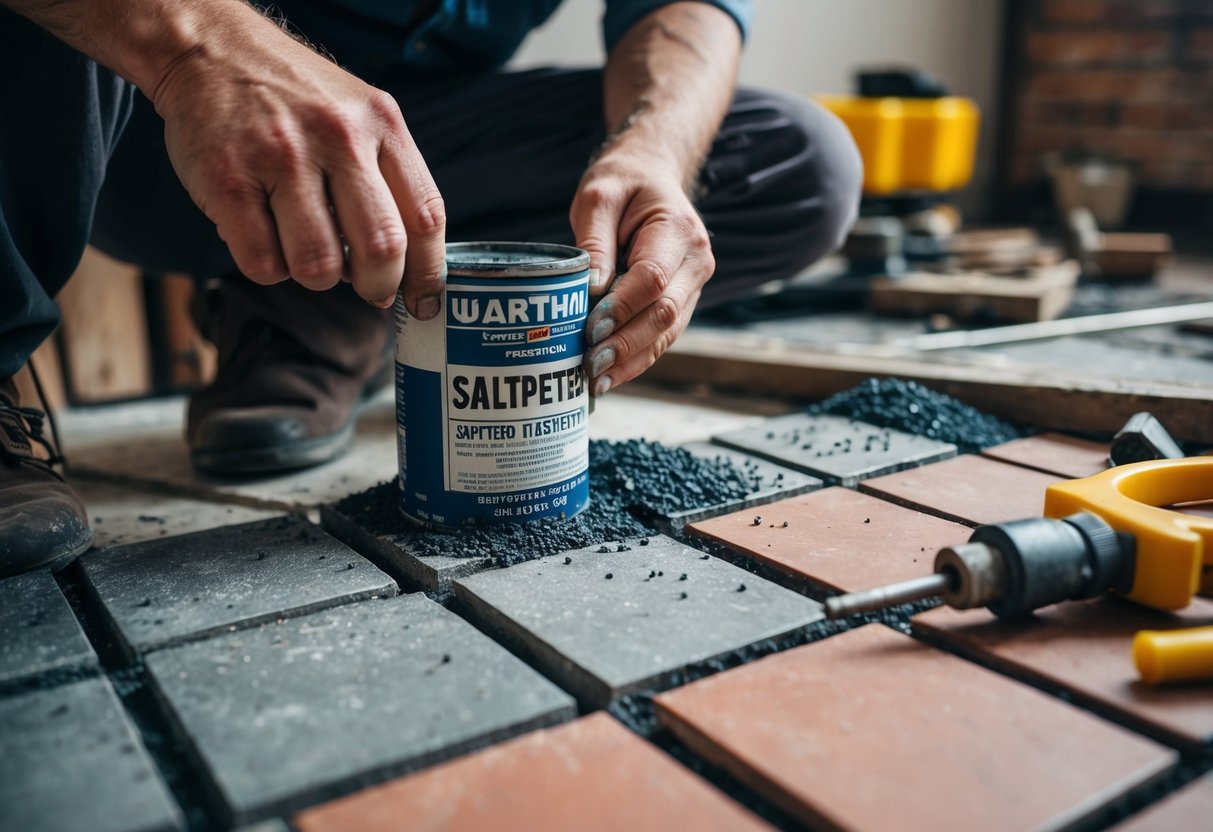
[190,423,356,476]
[188,349,393,477]
[0,527,94,579]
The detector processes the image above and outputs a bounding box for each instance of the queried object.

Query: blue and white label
[394,266,590,527]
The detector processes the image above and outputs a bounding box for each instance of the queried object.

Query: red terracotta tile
[1116,775,1213,831]
[916,596,1213,750]
[294,713,772,832]
[860,454,1063,527]
[656,625,1174,832]
[982,432,1109,479]
[689,487,971,593]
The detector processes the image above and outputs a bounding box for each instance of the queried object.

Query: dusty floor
[3,343,1212,830]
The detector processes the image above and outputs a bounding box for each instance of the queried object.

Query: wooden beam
[647,332,1213,443]
[56,247,152,404]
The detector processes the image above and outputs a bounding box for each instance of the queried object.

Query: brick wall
[1009,0,1213,192]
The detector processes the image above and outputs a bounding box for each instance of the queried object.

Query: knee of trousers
[761,91,864,272]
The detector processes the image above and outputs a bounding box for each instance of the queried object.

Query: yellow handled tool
[1134,626,1213,685]
[826,456,1213,619]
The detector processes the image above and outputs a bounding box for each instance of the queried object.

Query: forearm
[601,2,742,189]
[1,0,275,97]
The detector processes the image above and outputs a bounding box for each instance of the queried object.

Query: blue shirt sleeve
[602,0,754,51]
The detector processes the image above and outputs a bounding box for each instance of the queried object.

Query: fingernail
[416,295,441,320]
[588,267,604,290]
[372,293,397,309]
[593,375,612,397]
[591,347,615,378]
[590,318,615,346]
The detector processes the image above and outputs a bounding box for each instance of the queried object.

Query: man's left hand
[571,151,714,397]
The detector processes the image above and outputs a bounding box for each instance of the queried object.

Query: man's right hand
[4,0,446,315]
[151,13,446,314]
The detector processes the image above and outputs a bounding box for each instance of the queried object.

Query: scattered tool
[826,456,1213,620]
[1133,625,1213,686]
[1109,412,1184,467]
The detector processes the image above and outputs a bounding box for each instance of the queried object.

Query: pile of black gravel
[809,377,1022,454]
[333,439,752,567]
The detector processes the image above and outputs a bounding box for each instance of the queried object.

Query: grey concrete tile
[79,516,397,658]
[588,389,781,444]
[0,570,97,691]
[0,676,182,832]
[68,391,397,511]
[320,504,490,594]
[454,535,825,706]
[144,594,576,825]
[72,479,282,549]
[658,443,823,531]
[712,413,957,487]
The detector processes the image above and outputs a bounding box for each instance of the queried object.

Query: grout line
[52,561,228,832]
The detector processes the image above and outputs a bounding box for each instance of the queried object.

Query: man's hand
[5,0,446,315]
[571,153,713,396]
[576,2,742,395]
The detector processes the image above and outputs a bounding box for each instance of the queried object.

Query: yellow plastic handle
[1133,626,1213,685]
[1044,457,1213,610]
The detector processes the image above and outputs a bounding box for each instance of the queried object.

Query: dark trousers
[0,4,862,379]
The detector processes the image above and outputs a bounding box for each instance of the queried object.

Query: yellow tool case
[818,95,980,195]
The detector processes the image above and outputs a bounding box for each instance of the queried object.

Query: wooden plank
[647,331,1213,443]
[159,273,216,390]
[11,338,66,413]
[869,261,1079,323]
[56,247,152,404]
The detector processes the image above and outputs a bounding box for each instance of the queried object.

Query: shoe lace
[0,364,64,468]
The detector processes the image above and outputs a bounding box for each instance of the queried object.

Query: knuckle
[359,222,407,265]
[671,211,698,236]
[407,193,447,235]
[633,259,672,294]
[366,91,404,127]
[239,253,284,284]
[581,182,620,210]
[652,296,679,329]
[313,107,360,150]
[290,247,344,285]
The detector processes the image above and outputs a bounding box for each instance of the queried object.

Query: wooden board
[159,273,216,389]
[869,261,1080,323]
[646,330,1213,443]
[56,247,152,404]
[11,339,66,413]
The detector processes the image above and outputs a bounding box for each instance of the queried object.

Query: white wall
[513,0,1006,216]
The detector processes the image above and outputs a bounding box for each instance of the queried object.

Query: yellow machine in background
[818,94,980,196]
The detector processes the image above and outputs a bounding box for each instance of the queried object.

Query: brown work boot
[0,376,92,576]
[187,278,393,475]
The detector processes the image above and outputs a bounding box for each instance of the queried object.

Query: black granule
[737,583,747,593]
[678,592,688,600]
[332,439,756,569]
[639,538,649,546]
[605,573,613,580]
[657,571,664,577]
[782,521,789,528]
[864,518,871,524]
[751,515,762,526]
[809,377,1021,453]
[700,555,710,560]
[564,557,572,565]
[597,546,612,554]
[679,574,687,581]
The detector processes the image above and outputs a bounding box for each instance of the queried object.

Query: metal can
[394,242,591,528]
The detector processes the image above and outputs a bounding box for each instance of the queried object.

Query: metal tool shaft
[825,573,952,619]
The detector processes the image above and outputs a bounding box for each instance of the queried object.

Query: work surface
[2,385,1210,832]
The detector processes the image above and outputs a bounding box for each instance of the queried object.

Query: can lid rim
[445,241,590,276]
